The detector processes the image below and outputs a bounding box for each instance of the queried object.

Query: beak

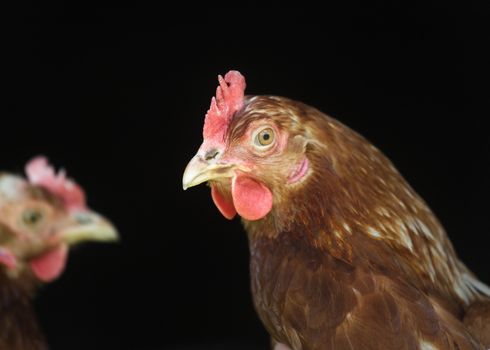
[58,211,119,246]
[182,153,235,190]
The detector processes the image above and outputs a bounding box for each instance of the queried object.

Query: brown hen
[0,157,118,350]
[183,71,489,349]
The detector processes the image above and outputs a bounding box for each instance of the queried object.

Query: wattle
[211,185,237,219]
[30,244,68,282]
[211,175,273,221]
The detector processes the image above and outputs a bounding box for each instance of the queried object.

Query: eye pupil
[22,210,43,226]
[256,127,275,147]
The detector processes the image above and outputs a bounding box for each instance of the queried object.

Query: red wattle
[232,175,273,221]
[30,244,68,282]
[211,185,237,220]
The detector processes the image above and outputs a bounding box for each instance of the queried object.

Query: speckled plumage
[240,96,490,349]
[186,89,490,349]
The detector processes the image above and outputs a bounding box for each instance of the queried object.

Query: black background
[3,3,488,350]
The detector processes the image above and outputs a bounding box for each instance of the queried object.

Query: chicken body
[183,72,490,349]
[242,97,489,350]
[0,157,118,349]
[0,269,47,349]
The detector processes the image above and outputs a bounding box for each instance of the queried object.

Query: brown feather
[0,272,47,350]
[228,96,489,349]
[464,300,490,347]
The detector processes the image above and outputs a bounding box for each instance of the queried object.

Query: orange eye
[255,128,275,147]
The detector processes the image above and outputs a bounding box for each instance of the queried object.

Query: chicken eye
[255,128,275,147]
[22,209,44,227]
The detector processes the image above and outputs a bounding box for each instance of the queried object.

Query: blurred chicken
[183,71,490,349]
[0,156,118,350]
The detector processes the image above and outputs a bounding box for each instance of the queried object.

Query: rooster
[0,156,118,350]
[183,71,490,349]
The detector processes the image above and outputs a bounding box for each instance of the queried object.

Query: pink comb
[25,156,86,211]
[203,70,246,143]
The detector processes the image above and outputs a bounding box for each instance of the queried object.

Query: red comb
[25,156,86,211]
[203,70,246,143]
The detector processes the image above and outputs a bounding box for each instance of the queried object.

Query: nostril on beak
[204,149,220,161]
[75,213,92,225]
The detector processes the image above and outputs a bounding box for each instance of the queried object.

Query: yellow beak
[58,211,119,246]
[182,154,235,190]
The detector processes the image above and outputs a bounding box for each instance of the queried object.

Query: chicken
[0,156,118,350]
[183,71,490,349]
